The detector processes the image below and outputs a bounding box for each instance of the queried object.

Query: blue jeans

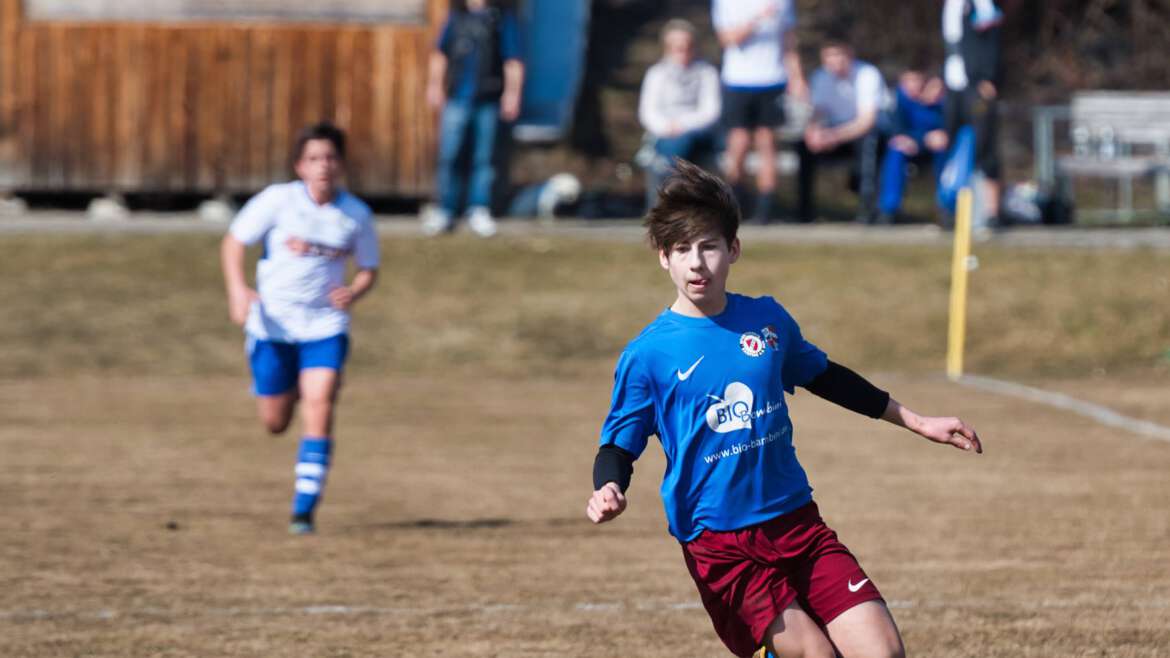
[878,137,946,215]
[436,100,500,215]
[653,130,717,167]
[646,129,717,209]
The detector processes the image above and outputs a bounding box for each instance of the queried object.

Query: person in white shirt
[943,0,1003,224]
[638,19,721,207]
[712,0,806,224]
[798,38,888,224]
[220,122,380,535]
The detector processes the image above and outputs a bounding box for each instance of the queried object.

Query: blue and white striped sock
[291,437,331,520]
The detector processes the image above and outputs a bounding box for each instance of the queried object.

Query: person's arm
[498,12,525,122]
[330,214,380,311]
[500,59,524,122]
[782,28,807,100]
[803,360,889,418]
[820,67,882,146]
[823,106,878,145]
[586,351,654,525]
[803,360,982,453]
[942,0,969,91]
[587,444,634,523]
[328,268,378,311]
[220,234,257,326]
[637,66,673,136]
[715,2,777,48]
[881,398,982,453]
[673,64,723,134]
[427,51,448,111]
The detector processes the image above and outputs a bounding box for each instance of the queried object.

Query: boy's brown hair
[644,159,740,252]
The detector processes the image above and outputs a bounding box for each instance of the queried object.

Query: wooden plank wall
[0,0,449,196]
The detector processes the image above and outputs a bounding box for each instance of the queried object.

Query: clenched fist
[586,482,628,524]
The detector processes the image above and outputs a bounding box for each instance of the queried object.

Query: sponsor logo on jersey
[762,325,780,351]
[739,332,765,357]
[286,236,352,260]
[706,382,754,432]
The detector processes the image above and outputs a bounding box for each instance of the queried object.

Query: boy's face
[663,30,694,67]
[659,231,740,313]
[294,138,343,195]
[821,46,853,77]
[899,71,925,98]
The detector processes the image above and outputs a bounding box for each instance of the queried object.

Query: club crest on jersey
[739,332,766,357]
[762,325,780,351]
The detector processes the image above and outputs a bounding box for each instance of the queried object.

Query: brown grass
[1,232,1167,380]
[1,231,1168,656]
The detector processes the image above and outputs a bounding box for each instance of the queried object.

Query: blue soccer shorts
[246,333,350,396]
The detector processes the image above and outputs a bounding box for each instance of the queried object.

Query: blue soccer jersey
[600,293,829,542]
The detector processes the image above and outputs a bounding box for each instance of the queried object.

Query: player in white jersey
[220,122,380,534]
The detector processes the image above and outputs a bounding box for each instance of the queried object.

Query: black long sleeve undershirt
[591,361,889,491]
[593,444,635,492]
[802,360,890,419]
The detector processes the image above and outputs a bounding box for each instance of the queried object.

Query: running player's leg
[752,126,777,222]
[298,367,340,438]
[725,127,751,185]
[762,600,836,658]
[824,600,904,658]
[248,338,300,434]
[257,393,297,434]
[287,334,348,532]
[794,510,900,658]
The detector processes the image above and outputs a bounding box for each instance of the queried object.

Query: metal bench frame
[1034,91,1170,223]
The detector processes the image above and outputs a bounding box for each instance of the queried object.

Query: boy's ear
[729,238,741,263]
[658,249,671,270]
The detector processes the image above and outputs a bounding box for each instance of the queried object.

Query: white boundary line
[958,374,1170,443]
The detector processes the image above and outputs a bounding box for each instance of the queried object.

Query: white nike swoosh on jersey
[848,578,870,593]
[676,356,705,381]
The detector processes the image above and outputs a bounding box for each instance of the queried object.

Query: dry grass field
[1,230,1168,656]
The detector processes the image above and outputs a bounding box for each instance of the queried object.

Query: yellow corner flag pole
[947,188,974,381]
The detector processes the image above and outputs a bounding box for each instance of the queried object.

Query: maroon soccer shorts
[681,502,883,657]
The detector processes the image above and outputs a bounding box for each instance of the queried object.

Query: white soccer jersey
[712,0,797,88]
[229,181,380,343]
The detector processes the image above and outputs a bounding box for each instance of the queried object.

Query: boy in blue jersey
[221,122,380,535]
[585,160,981,657]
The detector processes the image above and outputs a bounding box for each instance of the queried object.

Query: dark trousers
[945,86,1000,181]
[797,131,880,222]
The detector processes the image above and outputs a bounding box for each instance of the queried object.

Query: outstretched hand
[586,482,627,524]
[914,415,982,454]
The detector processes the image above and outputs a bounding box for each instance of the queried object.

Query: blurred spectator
[877,70,948,223]
[712,0,806,224]
[942,0,1003,224]
[637,19,721,209]
[423,0,525,238]
[798,39,887,224]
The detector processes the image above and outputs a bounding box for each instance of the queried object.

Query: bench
[1035,91,1170,222]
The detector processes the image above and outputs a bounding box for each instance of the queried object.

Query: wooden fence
[0,0,447,197]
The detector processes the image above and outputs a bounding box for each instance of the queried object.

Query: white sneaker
[420,205,452,237]
[467,206,498,238]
